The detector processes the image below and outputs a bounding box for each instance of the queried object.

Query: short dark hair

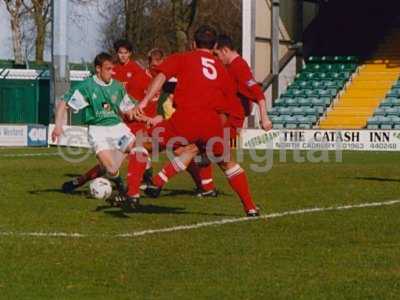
[94,52,113,67]
[148,48,165,63]
[194,25,217,50]
[113,39,133,53]
[216,34,235,50]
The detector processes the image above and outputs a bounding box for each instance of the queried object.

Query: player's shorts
[88,123,135,154]
[148,110,228,157]
[226,115,245,138]
[126,121,148,135]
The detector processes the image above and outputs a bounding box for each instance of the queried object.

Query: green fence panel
[0,80,39,124]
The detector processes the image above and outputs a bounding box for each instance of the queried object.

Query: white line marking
[0,199,399,239]
[0,153,60,158]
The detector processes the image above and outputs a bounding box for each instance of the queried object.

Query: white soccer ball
[89,178,113,200]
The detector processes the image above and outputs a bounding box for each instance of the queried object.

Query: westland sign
[241,129,400,151]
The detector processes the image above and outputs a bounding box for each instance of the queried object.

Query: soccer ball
[89,178,113,200]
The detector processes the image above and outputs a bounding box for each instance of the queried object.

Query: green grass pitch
[0,147,399,299]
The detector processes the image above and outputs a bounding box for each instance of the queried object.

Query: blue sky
[0,1,109,63]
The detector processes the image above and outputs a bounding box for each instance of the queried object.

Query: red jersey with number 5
[156,50,240,115]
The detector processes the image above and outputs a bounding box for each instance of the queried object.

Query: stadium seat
[311,98,325,106]
[292,107,305,116]
[385,107,398,115]
[374,107,386,116]
[279,107,292,115]
[286,99,299,106]
[298,98,312,106]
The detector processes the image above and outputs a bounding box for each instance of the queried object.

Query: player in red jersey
[189,34,274,197]
[133,25,260,217]
[112,39,145,97]
[214,34,272,131]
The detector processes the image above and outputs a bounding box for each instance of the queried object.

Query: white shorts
[88,123,135,154]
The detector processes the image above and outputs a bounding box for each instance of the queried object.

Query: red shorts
[148,110,228,156]
[223,115,244,138]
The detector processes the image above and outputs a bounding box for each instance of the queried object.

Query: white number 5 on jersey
[201,57,217,80]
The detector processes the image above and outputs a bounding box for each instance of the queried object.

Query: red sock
[77,165,105,186]
[154,157,186,188]
[186,161,202,189]
[127,149,148,197]
[225,164,256,212]
[199,164,215,191]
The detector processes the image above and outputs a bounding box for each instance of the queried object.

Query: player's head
[193,25,217,50]
[113,39,133,65]
[148,48,165,76]
[94,52,114,83]
[214,34,236,65]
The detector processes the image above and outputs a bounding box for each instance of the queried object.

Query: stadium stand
[320,29,400,129]
[270,56,358,129]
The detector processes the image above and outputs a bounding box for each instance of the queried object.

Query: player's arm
[52,84,89,142]
[235,65,272,131]
[137,73,167,113]
[118,87,141,121]
[51,100,68,143]
[136,54,181,115]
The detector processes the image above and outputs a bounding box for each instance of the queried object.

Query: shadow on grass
[28,188,88,197]
[161,188,231,198]
[63,173,83,178]
[95,203,236,218]
[342,176,400,183]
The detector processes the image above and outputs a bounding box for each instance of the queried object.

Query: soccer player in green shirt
[52,52,139,207]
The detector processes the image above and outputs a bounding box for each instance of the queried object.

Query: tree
[171,0,197,51]
[2,0,29,64]
[24,0,52,63]
[102,0,241,57]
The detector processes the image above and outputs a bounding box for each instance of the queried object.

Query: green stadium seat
[386,90,399,98]
[367,123,379,130]
[380,98,394,107]
[316,89,331,97]
[367,116,383,126]
[284,115,297,124]
[314,106,325,115]
[274,98,286,106]
[338,56,358,63]
[374,107,386,116]
[269,107,280,115]
[385,107,398,115]
[391,98,400,106]
[306,115,318,123]
[286,99,298,106]
[391,116,400,125]
[285,89,304,97]
[324,80,341,89]
[298,98,312,106]
[381,124,393,129]
[279,107,292,115]
[304,89,318,97]
[292,107,305,116]
[298,123,312,129]
[271,115,284,124]
[380,116,393,127]
[304,106,317,115]
[320,97,332,106]
[311,98,325,106]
